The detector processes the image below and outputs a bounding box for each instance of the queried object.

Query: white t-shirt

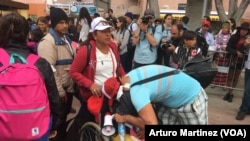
[95,48,117,86]
[127,21,138,32]
[78,18,89,42]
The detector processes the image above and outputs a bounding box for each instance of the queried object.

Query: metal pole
[202,0,208,18]
[95,0,98,9]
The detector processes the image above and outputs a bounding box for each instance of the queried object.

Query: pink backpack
[0,48,50,141]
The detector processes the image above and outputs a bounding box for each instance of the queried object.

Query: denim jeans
[239,68,250,112]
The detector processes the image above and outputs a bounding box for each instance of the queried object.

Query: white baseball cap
[89,17,112,32]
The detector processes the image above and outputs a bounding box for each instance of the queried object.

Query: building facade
[12,0,250,21]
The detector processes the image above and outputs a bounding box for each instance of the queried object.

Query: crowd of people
[0,5,250,141]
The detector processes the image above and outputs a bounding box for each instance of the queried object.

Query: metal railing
[208,50,248,92]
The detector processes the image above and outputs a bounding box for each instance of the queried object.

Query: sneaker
[223,93,233,102]
[236,112,247,120]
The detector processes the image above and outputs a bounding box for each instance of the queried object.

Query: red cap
[87,77,120,123]
[87,95,104,123]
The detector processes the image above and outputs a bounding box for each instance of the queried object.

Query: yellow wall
[18,10,28,18]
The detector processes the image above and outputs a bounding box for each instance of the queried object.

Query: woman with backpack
[69,17,126,140]
[0,12,62,141]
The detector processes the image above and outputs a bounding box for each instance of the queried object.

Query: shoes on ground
[223,93,233,102]
[236,111,247,120]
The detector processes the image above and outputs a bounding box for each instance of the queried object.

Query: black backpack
[183,54,218,88]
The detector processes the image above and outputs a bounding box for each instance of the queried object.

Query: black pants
[76,97,95,123]
[51,93,73,141]
[63,97,95,141]
[127,45,136,72]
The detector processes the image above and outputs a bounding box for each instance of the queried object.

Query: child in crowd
[27,28,44,54]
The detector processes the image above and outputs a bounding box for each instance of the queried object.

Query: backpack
[183,54,218,88]
[151,23,165,50]
[74,43,91,95]
[0,49,50,141]
[127,21,137,49]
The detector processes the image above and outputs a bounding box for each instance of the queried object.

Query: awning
[0,0,29,10]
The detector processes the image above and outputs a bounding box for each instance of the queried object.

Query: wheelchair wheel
[79,122,109,141]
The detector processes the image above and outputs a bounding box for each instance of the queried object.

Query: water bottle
[118,123,125,141]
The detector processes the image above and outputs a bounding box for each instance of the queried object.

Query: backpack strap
[149,24,164,52]
[0,48,40,66]
[161,24,165,32]
[26,54,40,65]
[152,24,164,35]
[130,69,180,87]
[121,29,126,39]
[129,22,136,32]
[0,48,10,66]
[86,43,91,64]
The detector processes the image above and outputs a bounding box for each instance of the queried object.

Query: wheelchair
[79,121,140,141]
[79,122,109,141]
[77,97,141,141]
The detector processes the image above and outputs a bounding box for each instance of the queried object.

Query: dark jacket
[0,42,62,130]
[226,34,249,69]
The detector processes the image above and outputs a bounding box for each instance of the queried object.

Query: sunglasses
[93,20,111,29]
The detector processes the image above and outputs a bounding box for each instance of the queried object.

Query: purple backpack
[0,48,50,141]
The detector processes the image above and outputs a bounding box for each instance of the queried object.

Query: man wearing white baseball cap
[69,16,126,128]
